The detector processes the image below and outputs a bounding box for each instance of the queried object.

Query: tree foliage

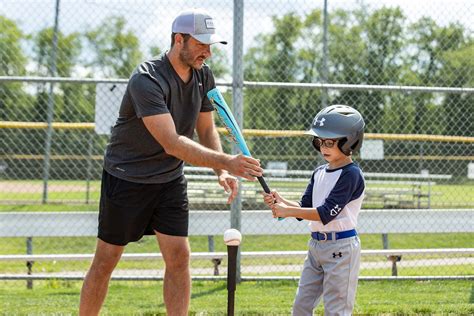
[0,16,30,121]
[85,16,143,78]
[242,6,473,137]
[1,7,472,169]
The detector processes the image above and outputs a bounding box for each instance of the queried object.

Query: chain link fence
[1,0,473,283]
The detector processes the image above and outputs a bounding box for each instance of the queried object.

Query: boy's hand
[262,192,275,207]
[271,202,287,218]
[263,190,282,206]
[263,190,286,219]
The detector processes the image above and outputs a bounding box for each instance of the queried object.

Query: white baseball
[223,228,242,246]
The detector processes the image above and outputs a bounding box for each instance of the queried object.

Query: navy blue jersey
[300,162,365,232]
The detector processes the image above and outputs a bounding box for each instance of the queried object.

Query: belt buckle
[319,232,328,242]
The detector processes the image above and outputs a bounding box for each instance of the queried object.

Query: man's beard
[179,43,204,70]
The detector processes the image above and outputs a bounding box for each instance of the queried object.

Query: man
[79,9,262,316]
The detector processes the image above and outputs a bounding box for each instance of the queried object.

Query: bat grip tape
[257,176,270,193]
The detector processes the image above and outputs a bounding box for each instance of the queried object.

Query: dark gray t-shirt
[104,54,215,183]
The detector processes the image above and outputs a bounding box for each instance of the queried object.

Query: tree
[296,9,324,126]
[299,7,408,134]
[206,47,230,80]
[408,19,466,134]
[244,12,303,127]
[0,16,34,170]
[323,8,368,129]
[28,25,96,176]
[33,28,81,77]
[243,13,304,160]
[31,27,85,122]
[0,16,29,121]
[361,7,406,133]
[441,42,474,136]
[149,46,162,58]
[85,16,143,78]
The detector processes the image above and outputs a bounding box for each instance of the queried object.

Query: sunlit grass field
[1,179,473,209]
[1,279,473,314]
[1,180,473,314]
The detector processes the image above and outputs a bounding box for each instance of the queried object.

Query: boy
[263,104,365,315]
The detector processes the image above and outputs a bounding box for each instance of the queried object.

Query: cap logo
[313,117,325,127]
[205,18,215,29]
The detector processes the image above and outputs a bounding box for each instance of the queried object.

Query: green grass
[1,180,473,313]
[0,280,472,314]
[2,233,473,255]
[1,180,473,209]
[430,184,474,207]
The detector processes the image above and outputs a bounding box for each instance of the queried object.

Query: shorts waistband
[311,229,357,241]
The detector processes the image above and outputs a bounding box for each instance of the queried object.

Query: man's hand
[226,154,263,181]
[218,172,239,204]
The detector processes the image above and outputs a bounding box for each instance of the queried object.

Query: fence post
[382,233,389,249]
[208,235,221,275]
[41,0,61,204]
[231,0,244,283]
[85,130,94,204]
[26,237,33,289]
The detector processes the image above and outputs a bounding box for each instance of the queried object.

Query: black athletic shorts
[98,170,189,246]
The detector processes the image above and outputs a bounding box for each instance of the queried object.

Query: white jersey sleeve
[300,163,365,232]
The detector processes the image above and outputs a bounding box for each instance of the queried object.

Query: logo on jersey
[330,205,342,216]
[332,252,342,258]
[313,117,325,127]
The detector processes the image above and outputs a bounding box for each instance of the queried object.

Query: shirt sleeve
[128,73,169,118]
[202,66,216,112]
[317,168,365,225]
[300,171,316,208]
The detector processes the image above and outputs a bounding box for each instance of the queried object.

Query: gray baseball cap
[172,9,227,45]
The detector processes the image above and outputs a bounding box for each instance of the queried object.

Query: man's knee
[164,246,190,271]
[156,232,190,271]
[86,260,114,279]
[89,252,122,276]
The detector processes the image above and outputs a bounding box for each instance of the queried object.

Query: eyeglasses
[313,138,338,148]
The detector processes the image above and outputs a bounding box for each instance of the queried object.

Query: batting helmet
[305,104,365,156]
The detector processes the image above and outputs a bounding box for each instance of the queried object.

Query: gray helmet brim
[304,129,346,139]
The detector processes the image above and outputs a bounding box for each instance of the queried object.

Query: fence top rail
[1,121,472,143]
[184,166,452,180]
[1,76,473,94]
[1,209,472,216]
[186,176,437,187]
[240,81,474,94]
[1,248,473,262]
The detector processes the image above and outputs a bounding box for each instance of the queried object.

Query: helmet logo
[313,117,326,127]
